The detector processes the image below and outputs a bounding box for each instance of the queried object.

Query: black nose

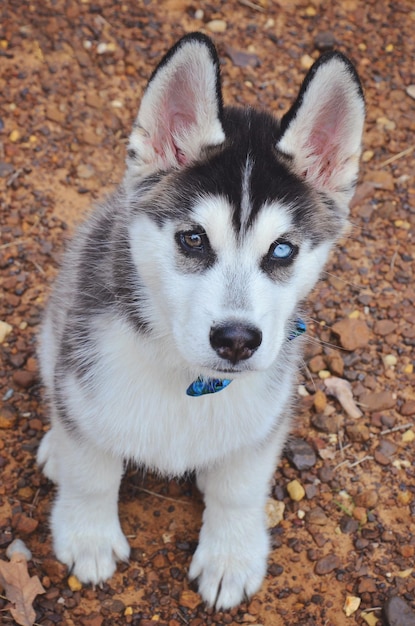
[210,323,262,364]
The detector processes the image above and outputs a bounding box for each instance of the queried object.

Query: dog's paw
[37,430,60,483]
[189,531,268,610]
[52,501,130,584]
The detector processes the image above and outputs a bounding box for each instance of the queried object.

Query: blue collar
[186,318,306,397]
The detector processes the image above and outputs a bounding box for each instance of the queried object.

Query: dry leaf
[0,550,45,626]
[393,567,413,578]
[324,376,363,419]
[343,595,361,616]
[361,611,379,626]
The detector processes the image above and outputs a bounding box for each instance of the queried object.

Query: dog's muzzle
[209,323,262,365]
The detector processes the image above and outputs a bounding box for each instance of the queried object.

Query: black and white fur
[37,33,364,610]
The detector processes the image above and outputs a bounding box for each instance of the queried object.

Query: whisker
[320,270,363,291]
[303,334,347,353]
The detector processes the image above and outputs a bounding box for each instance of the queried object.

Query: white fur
[37,196,324,604]
[37,34,364,611]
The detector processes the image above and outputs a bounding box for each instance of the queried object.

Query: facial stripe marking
[239,155,254,235]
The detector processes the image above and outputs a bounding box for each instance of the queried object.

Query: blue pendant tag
[186,318,306,397]
[186,377,232,397]
[288,318,307,341]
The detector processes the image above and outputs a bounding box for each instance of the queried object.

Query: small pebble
[355,490,378,509]
[179,589,201,610]
[362,150,374,162]
[314,31,335,51]
[0,406,16,429]
[6,538,32,560]
[402,429,415,443]
[401,400,415,415]
[97,42,117,54]
[12,370,37,389]
[331,318,371,351]
[68,574,82,591]
[9,129,20,142]
[360,391,396,412]
[306,507,329,526]
[339,516,359,534]
[318,370,331,380]
[313,389,327,413]
[0,320,13,343]
[383,354,397,367]
[314,553,341,575]
[206,19,227,33]
[352,506,368,525]
[300,54,314,70]
[265,499,285,528]
[287,479,305,502]
[285,437,317,470]
[384,596,415,626]
[397,491,412,505]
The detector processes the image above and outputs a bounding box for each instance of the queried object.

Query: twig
[0,239,30,250]
[238,0,266,12]
[135,486,193,505]
[348,455,374,468]
[321,270,363,291]
[377,145,415,168]
[333,450,369,471]
[333,459,350,471]
[380,422,413,435]
[177,611,190,625]
[6,168,25,187]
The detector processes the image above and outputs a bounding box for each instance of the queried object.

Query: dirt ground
[1,1,414,625]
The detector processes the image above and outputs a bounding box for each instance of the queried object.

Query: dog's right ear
[127,33,225,176]
[277,52,365,215]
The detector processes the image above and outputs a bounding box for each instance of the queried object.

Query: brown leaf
[0,552,45,626]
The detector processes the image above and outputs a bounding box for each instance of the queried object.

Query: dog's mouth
[203,362,254,376]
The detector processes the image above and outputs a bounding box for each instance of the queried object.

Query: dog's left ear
[127,33,225,176]
[277,52,365,212]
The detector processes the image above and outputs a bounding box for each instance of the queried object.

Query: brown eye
[178,229,208,253]
[182,232,204,249]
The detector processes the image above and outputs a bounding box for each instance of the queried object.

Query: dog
[37,32,364,610]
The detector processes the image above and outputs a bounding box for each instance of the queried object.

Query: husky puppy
[37,33,364,609]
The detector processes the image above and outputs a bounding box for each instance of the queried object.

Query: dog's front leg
[39,422,130,584]
[189,427,288,610]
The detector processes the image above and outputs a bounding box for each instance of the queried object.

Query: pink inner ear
[305,98,345,187]
[152,71,199,167]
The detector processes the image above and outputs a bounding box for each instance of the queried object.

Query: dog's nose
[210,323,262,364]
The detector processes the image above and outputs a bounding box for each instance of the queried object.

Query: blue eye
[262,239,298,273]
[272,241,295,259]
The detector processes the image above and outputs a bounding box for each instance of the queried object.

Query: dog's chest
[64,316,294,475]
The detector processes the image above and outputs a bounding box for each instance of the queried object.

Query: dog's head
[123,34,364,377]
